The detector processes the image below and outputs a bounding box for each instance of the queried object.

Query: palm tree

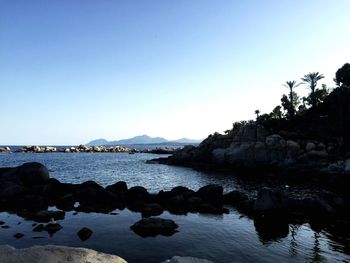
[254,109,260,119]
[301,72,324,107]
[283,80,300,118]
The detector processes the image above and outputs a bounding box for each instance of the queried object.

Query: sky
[1,0,350,145]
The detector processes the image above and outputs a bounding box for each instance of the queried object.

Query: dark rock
[223,190,248,205]
[105,181,128,194]
[142,203,164,217]
[27,210,65,223]
[33,224,44,232]
[197,184,223,204]
[254,215,289,242]
[17,195,47,211]
[1,225,10,229]
[186,196,202,209]
[14,233,24,239]
[126,186,150,209]
[17,162,49,185]
[198,204,229,214]
[0,181,24,198]
[254,188,286,215]
[130,217,178,237]
[44,223,62,236]
[55,194,75,211]
[77,227,93,241]
[0,221,5,225]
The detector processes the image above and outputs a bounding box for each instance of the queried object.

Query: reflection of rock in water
[254,215,289,243]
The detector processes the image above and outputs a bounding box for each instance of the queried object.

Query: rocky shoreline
[0,145,176,154]
[1,162,349,242]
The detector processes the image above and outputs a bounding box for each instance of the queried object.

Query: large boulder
[17,162,50,186]
[0,245,127,263]
[197,184,223,204]
[130,217,178,237]
[254,188,286,215]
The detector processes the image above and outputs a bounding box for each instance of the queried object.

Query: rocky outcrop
[152,123,349,174]
[0,245,127,263]
[9,145,176,154]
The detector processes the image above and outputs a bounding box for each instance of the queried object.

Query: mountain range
[86,135,202,146]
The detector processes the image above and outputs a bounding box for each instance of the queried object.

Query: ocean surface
[0,152,349,263]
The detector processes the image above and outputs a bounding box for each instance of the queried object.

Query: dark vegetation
[252,63,350,154]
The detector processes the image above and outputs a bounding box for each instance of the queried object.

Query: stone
[211,148,226,164]
[29,210,65,222]
[0,181,24,198]
[197,184,223,203]
[142,203,164,217]
[307,150,328,159]
[344,159,350,172]
[77,227,93,241]
[286,140,300,159]
[17,162,50,185]
[0,245,127,263]
[223,190,248,205]
[254,188,285,215]
[44,223,63,235]
[306,142,316,152]
[162,256,213,263]
[33,224,44,232]
[14,233,24,239]
[130,217,178,237]
[105,181,128,194]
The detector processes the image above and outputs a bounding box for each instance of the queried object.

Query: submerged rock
[0,245,127,263]
[130,217,178,237]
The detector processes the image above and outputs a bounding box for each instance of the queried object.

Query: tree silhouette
[271,105,283,119]
[255,109,260,119]
[301,72,324,107]
[283,81,300,118]
[335,63,350,88]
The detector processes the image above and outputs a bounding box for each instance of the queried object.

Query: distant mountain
[172,138,202,144]
[86,135,201,146]
[86,138,109,146]
[110,135,168,145]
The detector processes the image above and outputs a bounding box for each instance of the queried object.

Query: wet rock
[126,186,150,209]
[44,223,62,236]
[1,225,10,229]
[223,190,248,205]
[0,181,24,198]
[197,184,223,204]
[27,210,65,223]
[17,162,50,186]
[0,221,4,225]
[33,224,44,232]
[130,217,178,237]
[55,194,75,211]
[142,203,164,217]
[0,245,127,263]
[77,227,93,241]
[198,204,229,214]
[14,233,24,239]
[105,181,128,194]
[254,188,286,215]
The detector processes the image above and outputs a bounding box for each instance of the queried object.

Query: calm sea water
[0,152,349,263]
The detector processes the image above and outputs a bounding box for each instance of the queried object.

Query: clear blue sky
[1,0,349,145]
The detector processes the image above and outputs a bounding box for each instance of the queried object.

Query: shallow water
[0,152,349,262]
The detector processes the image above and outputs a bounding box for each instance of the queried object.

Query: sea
[0,148,349,263]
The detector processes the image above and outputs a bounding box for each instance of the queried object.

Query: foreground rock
[130,217,178,237]
[0,245,127,263]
